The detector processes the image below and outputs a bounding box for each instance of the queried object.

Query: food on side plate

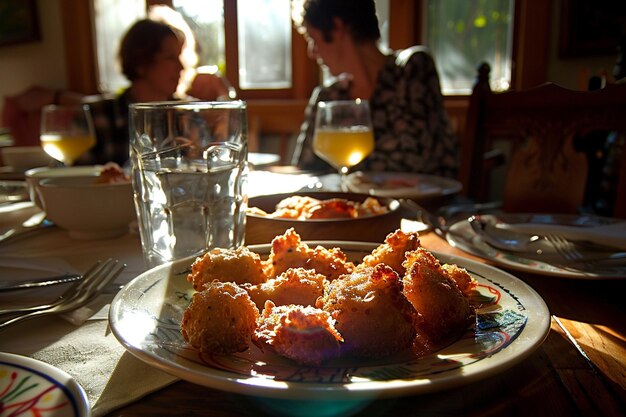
[243,267,328,310]
[262,227,355,280]
[94,162,130,184]
[252,301,343,366]
[402,248,475,356]
[187,246,267,290]
[317,263,415,358]
[180,228,478,365]
[181,280,260,355]
[249,195,388,220]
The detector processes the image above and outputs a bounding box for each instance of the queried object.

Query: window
[92,0,145,93]
[424,0,515,94]
[91,0,516,98]
[237,0,292,89]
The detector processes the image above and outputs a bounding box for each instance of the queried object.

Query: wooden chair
[460,63,626,218]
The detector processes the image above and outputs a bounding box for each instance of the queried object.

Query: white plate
[109,241,550,400]
[249,152,280,167]
[446,214,626,279]
[345,172,462,200]
[0,352,90,417]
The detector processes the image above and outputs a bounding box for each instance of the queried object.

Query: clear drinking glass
[129,100,249,269]
[313,99,374,188]
[40,104,96,166]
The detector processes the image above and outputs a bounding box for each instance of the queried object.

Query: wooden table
[106,218,626,417]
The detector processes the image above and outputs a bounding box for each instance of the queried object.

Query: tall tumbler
[129,100,248,269]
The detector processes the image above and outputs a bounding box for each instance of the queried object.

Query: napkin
[496,221,626,250]
[1,317,178,417]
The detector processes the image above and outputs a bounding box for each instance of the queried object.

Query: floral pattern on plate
[0,352,90,417]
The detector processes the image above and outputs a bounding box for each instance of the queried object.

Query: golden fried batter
[271,195,321,219]
[181,280,260,355]
[402,248,473,356]
[358,229,420,275]
[250,195,388,219]
[317,264,415,358]
[441,263,477,297]
[243,267,328,310]
[356,197,389,217]
[187,246,267,291]
[253,301,343,366]
[263,228,354,280]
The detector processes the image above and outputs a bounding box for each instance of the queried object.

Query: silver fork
[546,234,585,263]
[0,260,113,317]
[0,259,125,330]
[546,234,626,273]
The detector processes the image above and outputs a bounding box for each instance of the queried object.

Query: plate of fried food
[110,229,550,401]
[245,192,400,244]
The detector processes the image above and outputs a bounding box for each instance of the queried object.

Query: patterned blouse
[294,46,459,178]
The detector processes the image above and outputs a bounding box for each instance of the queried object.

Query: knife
[0,273,82,292]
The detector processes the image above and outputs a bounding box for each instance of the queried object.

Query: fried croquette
[263,228,354,280]
[358,229,421,275]
[402,248,473,356]
[243,267,328,310]
[317,264,415,358]
[441,263,477,296]
[181,280,260,355]
[187,246,267,291]
[253,301,343,366]
[271,195,321,219]
[251,195,388,220]
[356,197,389,217]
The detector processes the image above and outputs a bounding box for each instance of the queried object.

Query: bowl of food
[245,191,401,244]
[37,167,135,240]
[25,165,104,208]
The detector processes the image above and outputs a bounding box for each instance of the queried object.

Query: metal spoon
[0,212,54,245]
[468,215,541,252]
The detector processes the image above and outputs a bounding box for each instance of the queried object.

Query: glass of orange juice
[313,99,374,189]
[40,104,96,166]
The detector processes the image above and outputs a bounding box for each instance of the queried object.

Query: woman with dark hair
[82,19,185,166]
[292,0,458,178]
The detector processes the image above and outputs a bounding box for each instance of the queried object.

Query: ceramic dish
[38,176,134,240]
[445,213,626,279]
[0,352,90,417]
[344,171,462,200]
[0,146,53,172]
[245,192,400,243]
[109,242,550,401]
[25,165,103,208]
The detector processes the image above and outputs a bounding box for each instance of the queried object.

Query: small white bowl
[38,176,135,240]
[0,146,53,171]
[25,165,103,209]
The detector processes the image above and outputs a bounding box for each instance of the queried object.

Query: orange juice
[41,134,96,166]
[313,127,374,171]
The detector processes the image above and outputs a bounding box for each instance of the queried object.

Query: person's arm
[187,73,237,101]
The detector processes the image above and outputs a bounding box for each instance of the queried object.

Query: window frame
[61,0,549,96]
